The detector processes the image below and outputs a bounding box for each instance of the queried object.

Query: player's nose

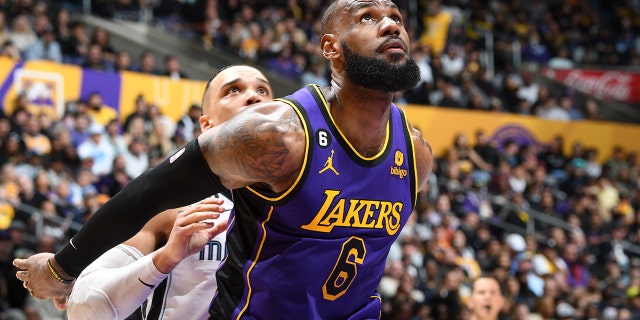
[244,91,264,105]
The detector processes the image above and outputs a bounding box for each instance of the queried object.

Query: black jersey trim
[307,84,392,167]
[243,91,314,205]
[234,206,275,319]
[145,275,169,319]
[398,107,418,209]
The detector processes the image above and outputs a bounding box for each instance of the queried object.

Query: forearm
[67,245,167,319]
[55,139,224,277]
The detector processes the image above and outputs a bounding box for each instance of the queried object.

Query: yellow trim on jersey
[236,206,274,320]
[310,85,390,161]
[399,107,419,206]
[245,99,311,202]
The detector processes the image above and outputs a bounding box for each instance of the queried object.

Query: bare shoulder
[409,125,434,192]
[122,209,180,254]
[199,101,306,192]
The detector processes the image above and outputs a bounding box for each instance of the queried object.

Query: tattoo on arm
[215,108,303,183]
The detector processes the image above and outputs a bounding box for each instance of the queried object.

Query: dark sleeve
[55,138,225,277]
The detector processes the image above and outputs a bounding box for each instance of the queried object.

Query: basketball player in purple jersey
[17,1,434,318]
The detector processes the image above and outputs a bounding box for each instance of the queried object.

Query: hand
[13,253,74,301]
[153,198,229,273]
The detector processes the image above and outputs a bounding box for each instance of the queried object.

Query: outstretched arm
[15,100,305,300]
[67,198,227,317]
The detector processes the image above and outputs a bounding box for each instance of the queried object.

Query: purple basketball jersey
[210,85,418,319]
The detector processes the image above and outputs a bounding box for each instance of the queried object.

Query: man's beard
[342,40,420,93]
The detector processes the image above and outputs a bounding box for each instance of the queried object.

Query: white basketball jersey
[143,193,232,320]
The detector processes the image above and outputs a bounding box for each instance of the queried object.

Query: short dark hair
[321,1,341,34]
[471,274,504,296]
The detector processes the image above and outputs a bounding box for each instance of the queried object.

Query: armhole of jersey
[243,96,313,205]
[398,107,418,209]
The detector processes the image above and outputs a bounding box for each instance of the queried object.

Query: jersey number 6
[322,236,366,301]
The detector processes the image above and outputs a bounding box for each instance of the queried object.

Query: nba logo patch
[170,147,186,163]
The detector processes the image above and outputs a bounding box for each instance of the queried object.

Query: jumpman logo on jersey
[319,149,339,175]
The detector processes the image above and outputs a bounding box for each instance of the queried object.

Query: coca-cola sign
[543,68,640,103]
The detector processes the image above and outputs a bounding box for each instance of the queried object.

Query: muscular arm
[61,101,304,275]
[15,101,305,299]
[199,101,306,192]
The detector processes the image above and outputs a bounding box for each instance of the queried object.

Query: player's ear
[199,115,214,131]
[321,34,340,60]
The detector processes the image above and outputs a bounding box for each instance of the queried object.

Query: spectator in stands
[516,72,540,107]
[459,74,487,110]
[466,275,505,320]
[583,98,601,121]
[175,103,201,142]
[536,96,571,122]
[301,56,329,86]
[147,117,177,167]
[85,91,117,127]
[31,2,53,36]
[437,81,462,108]
[440,45,464,81]
[21,115,51,157]
[473,129,499,169]
[560,158,591,198]
[559,95,585,121]
[67,111,91,149]
[427,267,464,319]
[49,176,80,220]
[25,25,62,63]
[604,146,629,182]
[163,54,188,80]
[10,15,37,58]
[267,45,304,81]
[1,40,23,61]
[53,8,71,49]
[95,155,130,197]
[60,20,89,65]
[89,27,117,63]
[123,115,148,147]
[548,46,575,69]
[561,242,590,289]
[522,29,550,65]
[82,43,115,72]
[451,132,492,173]
[121,136,148,178]
[132,50,160,75]
[114,50,132,72]
[102,119,127,157]
[147,103,175,144]
[77,123,115,176]
[599,221,631,273]
[122,94,149,134]
[538,135,568,183]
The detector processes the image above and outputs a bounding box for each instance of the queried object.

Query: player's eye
[360,14,373,22]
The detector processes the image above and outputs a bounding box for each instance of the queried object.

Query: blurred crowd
[0,0,638,319]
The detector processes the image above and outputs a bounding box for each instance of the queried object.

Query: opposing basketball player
[66,66,272,319]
